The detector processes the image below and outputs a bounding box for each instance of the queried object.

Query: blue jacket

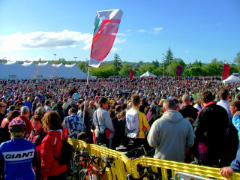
[231,149,240,172]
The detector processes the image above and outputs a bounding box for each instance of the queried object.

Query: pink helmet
[9,118,26,132]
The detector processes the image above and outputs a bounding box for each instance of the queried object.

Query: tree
[119,63,132,76]
[164,47,174,66]
[165,58,186,76]
[203,58,223,76]
[90,64,116,78]
[139,63,156,75]
[152,59,159,67]
[234,51,240,64]
[113,53,122,74]
[77,61,88,73]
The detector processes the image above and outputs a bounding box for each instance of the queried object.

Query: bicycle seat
[116,145,127,151]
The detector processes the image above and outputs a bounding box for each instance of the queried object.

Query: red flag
[54,62,58,75]
[36,63,39,75]
[222,64,230,80]
[130,69,133,80]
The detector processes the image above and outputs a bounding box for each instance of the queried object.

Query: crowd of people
[0,76,240,179]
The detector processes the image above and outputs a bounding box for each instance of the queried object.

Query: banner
[89,9,123,68]
[37,63,39,75]
[176,65,182,76]
[130,68,133,80]
[222,64,230,80]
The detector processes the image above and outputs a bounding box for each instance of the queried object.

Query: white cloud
[115,38,126,44]
[117,33,128,37]
[154,27,163,32]
[82,43,92,50]
[111,47,118,52]
[138,29,147,33]
[127,30,131,32]
[185,50,190,54]
[0,30,93,51]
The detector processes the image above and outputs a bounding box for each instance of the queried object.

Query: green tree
[191,59,203,68]
[90,64,116,78]
[77,61,88,72]
[113,53,122,74]
[152,59,159,67]
[165,58,186,76]
[234,51,240,64]
[204,58,223,76]
[152,67,163,76]
[119,63,132,76]
[164,47,174,66]
[183,67,206,76]
[139,63,156,75]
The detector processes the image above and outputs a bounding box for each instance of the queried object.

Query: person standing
[27,115,47,180]
[19,106,33,137]
[0,118,37,180]
[126,94,150,150]
[179,94,198,121]
[40,111,67,180]
[147,99,194,162]
[220,99,240,178]
[0,102,6,125]
[62,107,85,139]
[194,91,229,167]
[93,97,115,148]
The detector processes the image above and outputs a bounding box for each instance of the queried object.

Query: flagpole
[82,65,90,132]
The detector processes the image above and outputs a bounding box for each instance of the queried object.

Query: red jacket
[40,129,67,179]
[28,128,47,173]
[18,115,33,136]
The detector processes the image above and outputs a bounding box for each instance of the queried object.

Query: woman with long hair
[40,111,67,180]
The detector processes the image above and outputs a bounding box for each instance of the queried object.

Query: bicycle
[127,164,161,180]
[124,144,154,160]
[71,150,89,179]
[78,155,115,180]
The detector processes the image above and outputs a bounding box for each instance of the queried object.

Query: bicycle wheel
[79,169,88,180]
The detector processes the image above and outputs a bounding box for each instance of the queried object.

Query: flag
[89,9,123,68]
[222,64,230,80]
[37,63,39,75]
[176,65,182,76]
[54,62,57,75]
[130,68,133,80]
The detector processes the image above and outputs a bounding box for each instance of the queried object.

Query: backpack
[54,137,73,165]
[125,108,140,138]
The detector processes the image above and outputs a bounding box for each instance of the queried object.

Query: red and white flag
[89,9,123,68]
[130,68,133,80]
[222,64,230,80]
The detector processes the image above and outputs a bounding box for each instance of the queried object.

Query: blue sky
[0,0,239,64]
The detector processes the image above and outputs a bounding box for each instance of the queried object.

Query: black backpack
[54,137,73,165]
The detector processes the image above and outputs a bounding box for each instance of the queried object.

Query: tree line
[2,49,239,78]
[78,48,240,78]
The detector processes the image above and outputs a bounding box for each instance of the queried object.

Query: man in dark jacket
[193,91,229,167]
[179,94,198,121]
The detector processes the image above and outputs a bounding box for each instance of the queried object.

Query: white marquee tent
[0,62,90,79]
[140,71,157,78]
[222,73,240,83]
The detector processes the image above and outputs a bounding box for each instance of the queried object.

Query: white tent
[140,71,157,78]
[222,73,240,83]
[0,62,89,79]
